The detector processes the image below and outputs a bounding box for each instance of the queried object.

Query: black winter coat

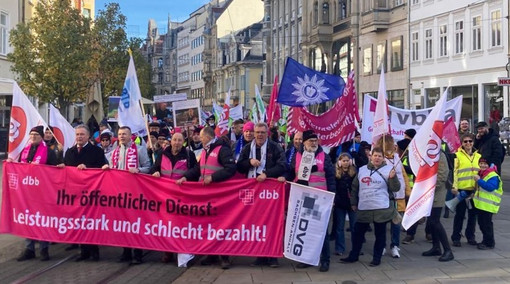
[63,143,107,168]
[334,172,355,210]
[287,145,336,193]
[474,128,503,171]
[149,146,198,181]
[236,139,286,178]
[187,138,236,182]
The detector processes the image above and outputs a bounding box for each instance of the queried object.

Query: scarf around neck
[112,142,138,170]
[248,140,267,178]
[21,141,48,164]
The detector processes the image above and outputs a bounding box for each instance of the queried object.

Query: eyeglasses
[463,140,473,143]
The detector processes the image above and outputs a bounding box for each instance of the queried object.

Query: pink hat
[243,121,255,132]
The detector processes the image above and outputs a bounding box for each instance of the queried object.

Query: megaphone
[445,198,460,213]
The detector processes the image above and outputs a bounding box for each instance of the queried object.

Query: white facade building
[410,0,509,125]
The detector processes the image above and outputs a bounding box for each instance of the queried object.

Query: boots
[17,249,35,261]
[439,250,454,262]
[40,248,50,261]
[422,246,442,256]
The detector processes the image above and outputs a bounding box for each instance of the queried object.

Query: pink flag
[215,89,231,137]
[402,89,448,230]
[49,104,76,152]
[8,82,48,160]
[372,67,390,145]
[267,76,281,127]
[442,116,461,153]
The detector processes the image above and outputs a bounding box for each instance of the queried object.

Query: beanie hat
[479,158,488,164]
[404,128,417,139]
[193,126,203,134]
[100,132,112,140]
[302,130,318,142]
[397,139,410,151]
[149,131,159,138]
[243,121,255,132]
[30,126,44,137]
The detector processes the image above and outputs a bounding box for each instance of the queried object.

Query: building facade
[410,0,509,124]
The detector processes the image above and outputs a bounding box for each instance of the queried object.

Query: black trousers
[349,221,387,262]
[427,207,451,251]
[476,208,495,247]
[451,193,477,242]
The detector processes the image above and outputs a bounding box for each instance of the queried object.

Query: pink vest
[199,146,223,180]
[160,155,188,179]
[295,151,327,190]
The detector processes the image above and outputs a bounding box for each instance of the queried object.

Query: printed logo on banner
[301,193,322,221]
[239,189,254,205]
[8,173,19,189]
[22,176,39,187]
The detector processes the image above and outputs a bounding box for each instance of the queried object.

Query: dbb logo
[259,189,279,200]
[22,176,39,186]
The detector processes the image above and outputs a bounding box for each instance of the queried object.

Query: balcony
[361,9,390,32]
[309,24,333,44]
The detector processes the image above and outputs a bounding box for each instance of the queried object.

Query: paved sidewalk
[173,161,510,284]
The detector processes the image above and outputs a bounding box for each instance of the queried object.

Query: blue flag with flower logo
[278,57,345,106]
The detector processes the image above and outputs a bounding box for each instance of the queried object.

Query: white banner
[361,95,462,142]
[8,83,48,160]
[118,54,147,136]
[153,93,187,103]
[49,104,76,152]
[284,182,334,266]
[229,104,243,121]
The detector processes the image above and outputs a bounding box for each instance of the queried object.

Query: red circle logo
[9,106,27,152]
[52,127,65,146]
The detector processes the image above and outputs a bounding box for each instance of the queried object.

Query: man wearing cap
[180,126,236,269]
[474,121,504,175]
[64,124,108,261]
[233,121,255,162]
[287,129,336,272]
[102,126,150,264]
[237,122,286,268]
[12,126,58,262]
[99,132,116,163]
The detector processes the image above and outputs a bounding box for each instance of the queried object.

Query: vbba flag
[118,53,147,136]
[372,67,390,145]
[49,104,76,152]
[278,57,345,106]
[8,82,48,160]
[402,89,448,230]
[215,89,231,137]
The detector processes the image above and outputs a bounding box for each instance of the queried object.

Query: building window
[412,0,420,4]
[363,0,372,12]
[394,0,403,7]
[0,12,8,56]
[390,36,403,71]
[338,0,348,20]
[411,31,419,61]
[388,89,404,108]
[158,58,163,68]
[472,16,482,51]
[454,21,464,54]
[439,24,447,57]
[82,8,91,18]
[322,2,330,24]
[376,41,386,73]
[363,46,372,75]
[491,10,501,47]
[377,0,388,9]
[425,28,433,59]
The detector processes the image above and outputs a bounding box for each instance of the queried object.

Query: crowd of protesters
[8,115,504,271]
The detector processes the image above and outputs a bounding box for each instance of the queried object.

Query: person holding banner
[63,125,108,261]
[287,129,336,272]
[182,126,236,269]
[103,126,151,265]
[422,150,454,261]
[237,122,286,268]
[11,126,58,262]
[341,147,400,267]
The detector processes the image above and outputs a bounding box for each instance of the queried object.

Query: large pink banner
[1,162,285,257]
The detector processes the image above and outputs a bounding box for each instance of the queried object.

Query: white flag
[118,54,147,136]
[49,104,76,152]
[215,88,231,137]
[283,182,334,266]
[402,89,448,230]
[229,104,243,121]
[8,82,48,160]
[372,67,390,144]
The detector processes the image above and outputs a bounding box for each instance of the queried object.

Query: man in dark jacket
[237,122,286,268]
[287,129,336,272]
[285,131,302,166]
[474,121,504,175]
[181,126,236,269]
[63,125,108,261]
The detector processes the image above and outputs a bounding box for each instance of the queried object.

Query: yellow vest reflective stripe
[402,156,414,188]
[473,171,503,214]
[455,151,480,190]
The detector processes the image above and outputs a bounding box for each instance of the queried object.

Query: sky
[94,0,210,38]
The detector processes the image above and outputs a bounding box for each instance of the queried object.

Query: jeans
[25,239,49,252]
[477,208,495,247]
[349,221,387,262]
[334,208,356,254]
[451,194,477,242]
[390,216,401,247]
